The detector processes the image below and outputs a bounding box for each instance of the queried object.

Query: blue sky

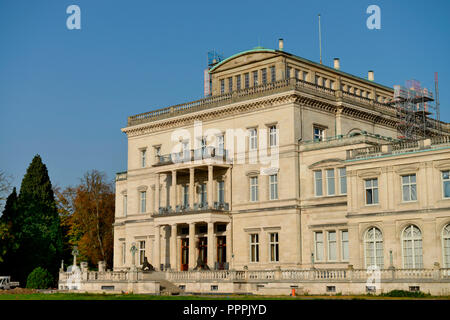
[0,0,449,191]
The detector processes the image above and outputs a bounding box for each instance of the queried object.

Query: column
[171,170,177,209]
[226,168,232,209]
[226,222,232,269]
[170,224,177,270]
[207,222,215,269]
[189,168,195,209]
[150,185,155,214]
[154,225,161,270]
[208,165,213,208]
[336,107,342,136]
[155,174,160,212]
[188,223,196,270]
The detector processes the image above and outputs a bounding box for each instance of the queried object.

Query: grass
[0,292,449,300]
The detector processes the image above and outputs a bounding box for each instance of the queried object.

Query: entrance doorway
[181,238,189,271]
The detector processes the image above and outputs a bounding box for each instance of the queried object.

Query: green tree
[0,188,19,271]
[12,155,63,285]
[26,267,54,289]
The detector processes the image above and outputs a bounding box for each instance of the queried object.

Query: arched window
[443,224,450,268]
[364,227,384,268]
[402,225,423,269]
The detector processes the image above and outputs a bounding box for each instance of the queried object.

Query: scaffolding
[388,79,438,140]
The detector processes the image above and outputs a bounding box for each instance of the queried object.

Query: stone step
[159,279,183,295]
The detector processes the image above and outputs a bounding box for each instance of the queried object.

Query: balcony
[153,147,231,167]
[154,201,230,217]
[115,171,127,181]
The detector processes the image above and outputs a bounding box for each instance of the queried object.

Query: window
[122,242,126,265]
[250,234,259,262]
[220,79,225,94]
[364,227,383,268]
[269,125,278,147]
[286,67,291,79]
[302,71,308,82]
[123,195,127,217]
[182,141,190,160]
[218,181,225,203]
[313,126,325,141]
[314,170,323,196]
[365,178,379,205]
[228,77,233,93]
[236,75,241,90]
[402,225,423,269]
[269,174,278,200]
[315,75,320,85]
[244,73,250,88]
[443,171,450,198]
[341,230,349,261]
[140,149,146,168]
[183,185,189,207]
[339,168,347,194]
[140,191,146,213]
[270,66,276,82]
[443,224,450,268]
[327,231,337,261]
[402,174,417,202]
[154,146,161,161]
[199,183,207,206]
[295,69,299,79]
[314,232,324,261]
[261,68,267,84]
[249,128,258,150]
[250,176,258,202]
[217,135,224,155]
[139,241,145,265]
[329,80,335,90]
[253,70,258,86]
[269,233,279,262]
[326,169,335,196]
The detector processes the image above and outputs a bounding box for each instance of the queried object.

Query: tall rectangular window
[365,178,379,205]
[442,171,450,198]
[269,125,278,147]
[314,170,323,196]
[286,67,291,79]
[269,174,278,200]
[341,230,349,261]
[402,174,417,202]
[328,231,337,261]
[295,69,299,79]
[250,234,259,262]
[140,191,147,213]
[270,66,276,82]
[302,71,308,81]
[244,73,250,88]
[250,176,259,202]
[339,168,347,195]
[220,79,225,94]
[269,233,279,262]
[154,146,161,162]
[314,232,324,261]
[261,68,267,84]
[217,135,224,155]
[183,185,189,207]
[141,149,146,168]
[182,141,189,159]
[199,183,207,206]
[139,241,145,265]
[218,181,225,203]
[326,169,335,196]
[236,75,241,90]
[329,80,335,90]
[228,77,233,92]
[253,70,258,86]
[123,195,127,217]
[313,126,325,141]
[249,128,258,150]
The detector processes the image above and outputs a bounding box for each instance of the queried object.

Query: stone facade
[106,45,450,294]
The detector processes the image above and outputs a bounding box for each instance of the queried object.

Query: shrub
[381,290,431,298]
[26,267,54,289]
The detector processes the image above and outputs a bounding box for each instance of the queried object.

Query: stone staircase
[159,279,183,296]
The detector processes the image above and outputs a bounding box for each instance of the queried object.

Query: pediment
[210,50,278,73]
[308,158,344,169]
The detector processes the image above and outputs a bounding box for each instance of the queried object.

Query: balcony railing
[115,171,127,181]
[154,201,230,216]
[127,78,399,127]
[153,147,231,166]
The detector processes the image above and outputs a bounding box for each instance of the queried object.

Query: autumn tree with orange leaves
[55,170,115,269]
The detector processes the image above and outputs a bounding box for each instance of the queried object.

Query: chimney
[334,58,340,70]
[278,38,284,51]
[368,70,374,81]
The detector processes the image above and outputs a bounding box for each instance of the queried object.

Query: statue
[72,246,79,266]
[193,256,210,270]
[130,242,138,269]
[141,257,155,272]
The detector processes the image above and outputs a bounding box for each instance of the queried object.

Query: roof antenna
[318,14,322,64]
